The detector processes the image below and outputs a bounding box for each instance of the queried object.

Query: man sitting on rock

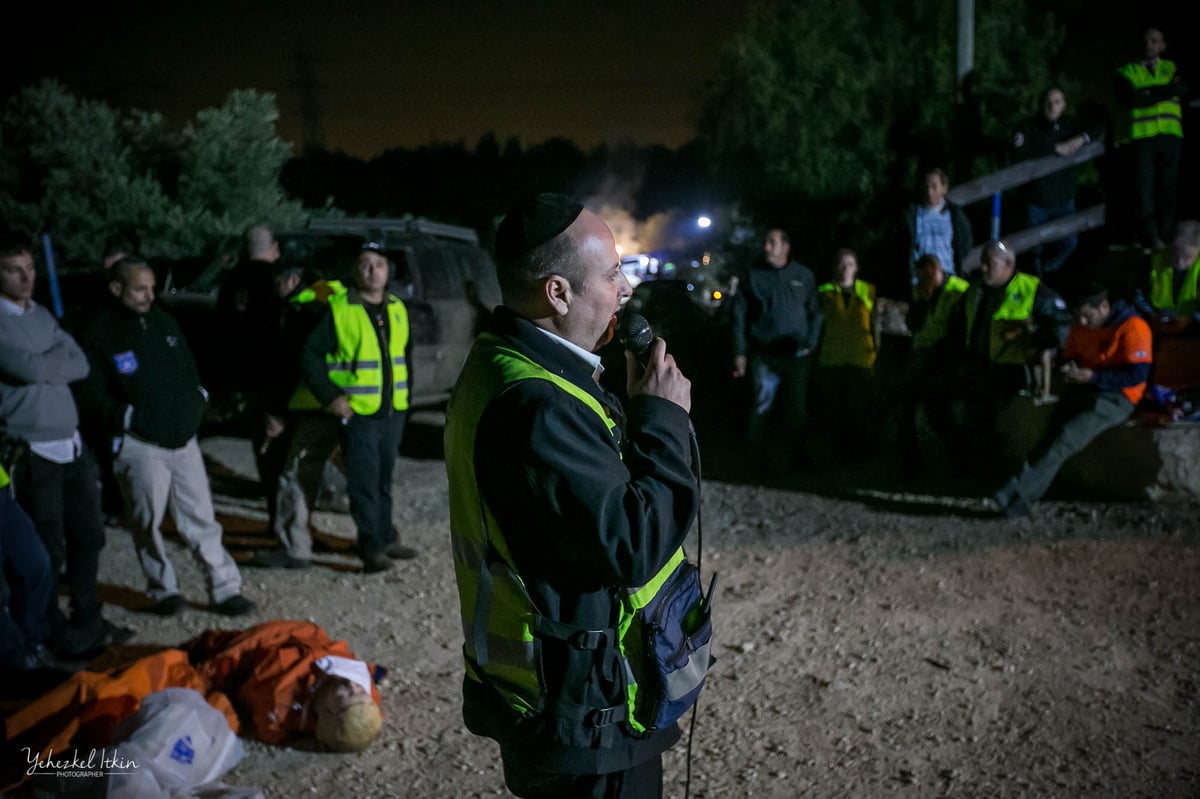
[989,282,1152,518]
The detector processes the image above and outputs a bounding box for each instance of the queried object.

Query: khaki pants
[114,435,242,604]
[272,415,342,560]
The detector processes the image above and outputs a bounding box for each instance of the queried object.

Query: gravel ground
[29,423,1189,799]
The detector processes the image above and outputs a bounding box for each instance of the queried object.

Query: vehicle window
[279,234,362,282]
[444,245,501,309]
[389,247,418,300]
[414,245,463,300]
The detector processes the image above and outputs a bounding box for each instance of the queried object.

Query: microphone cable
[683,391,703,799]
[620,311,710,799]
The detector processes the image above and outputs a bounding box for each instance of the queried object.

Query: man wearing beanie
[445,194,703,797]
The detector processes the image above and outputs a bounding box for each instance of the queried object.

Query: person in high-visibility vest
[445,194,702,797]
[925,240,1071,475]
[299,243,414,573]
[1114,26,1187,250]
[814,248,878,460]
[247,274,348,571]
[1134,218,1200,336]
[893,254,970,479]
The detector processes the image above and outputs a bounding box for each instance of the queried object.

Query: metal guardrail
[946,139,1106,206]
[946,138,1108,271]
[960,204,1107,274]
[305,216,480,245]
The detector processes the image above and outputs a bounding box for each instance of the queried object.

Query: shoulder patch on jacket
[114,350,138,375]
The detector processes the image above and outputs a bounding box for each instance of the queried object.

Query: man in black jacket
[730,227,823,476]
[299,244,416,573]
[1011,87,1103,276]
[76,257,253,618]
[925,241,1071,473]
[445,194,702,798]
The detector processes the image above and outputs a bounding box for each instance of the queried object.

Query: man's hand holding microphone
[620,313,691,414]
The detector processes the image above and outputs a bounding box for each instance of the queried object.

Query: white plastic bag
[107,687,244,799]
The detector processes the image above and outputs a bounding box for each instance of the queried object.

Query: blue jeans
[0,489,55,666]
[1026,200,1077,276]
[747,353,812,472]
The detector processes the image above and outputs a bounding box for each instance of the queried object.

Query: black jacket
[1011,112,1104,208]
[730,260,823,358]
[947,272,1071,363]
[461,307,697,775]
[75,304,207,449]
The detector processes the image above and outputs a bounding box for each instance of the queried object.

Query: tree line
[1,1,1177,283]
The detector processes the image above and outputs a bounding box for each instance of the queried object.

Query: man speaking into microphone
[444,193,704,798]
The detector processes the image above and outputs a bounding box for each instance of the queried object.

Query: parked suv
[157,216,501,415]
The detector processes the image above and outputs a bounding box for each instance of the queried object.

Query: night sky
[5,1,759,160]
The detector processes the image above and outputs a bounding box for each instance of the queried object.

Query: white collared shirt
[536,327,605,382]
[0,295,33,317]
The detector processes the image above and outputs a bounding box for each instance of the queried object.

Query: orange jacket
[185,620,382,745]
[1062,306,1153,405]
[3,649,237,788]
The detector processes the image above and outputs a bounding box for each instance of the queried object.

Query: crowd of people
[0,22,1191,799]
[726,23,1192,518]
[0,215,431,693]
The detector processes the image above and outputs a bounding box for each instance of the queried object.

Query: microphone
[620,312,701,456]
[618,312,655,363]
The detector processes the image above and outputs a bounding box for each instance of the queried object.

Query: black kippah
[494,193,584,262]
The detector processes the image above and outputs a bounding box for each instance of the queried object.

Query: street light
[696,215,712,229]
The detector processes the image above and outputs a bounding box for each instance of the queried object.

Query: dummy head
[312,677,382,752]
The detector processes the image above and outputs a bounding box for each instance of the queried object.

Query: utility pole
[957,0,974,90]
[296,48,323,154]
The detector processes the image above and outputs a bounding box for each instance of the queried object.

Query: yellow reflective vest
[964,272,1042,364]
[444,332,688,733]
[913,275,970,351]
[287,281,349,411]
[817,280,877,368]
[1116,58,1184,146]
[1149,250,1200,317]
[326,291,410,415]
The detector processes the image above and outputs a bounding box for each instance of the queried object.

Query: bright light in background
[697,215,712,229]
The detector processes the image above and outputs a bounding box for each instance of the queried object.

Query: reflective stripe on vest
[288,280,350,411]
[913,274,969,351]
[326,293,410,415]
[965,272,1040,364]
[447,333,689,731]
[446,333,618,716]
[1116,59,1183,145]
[1149,251,1200,317]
